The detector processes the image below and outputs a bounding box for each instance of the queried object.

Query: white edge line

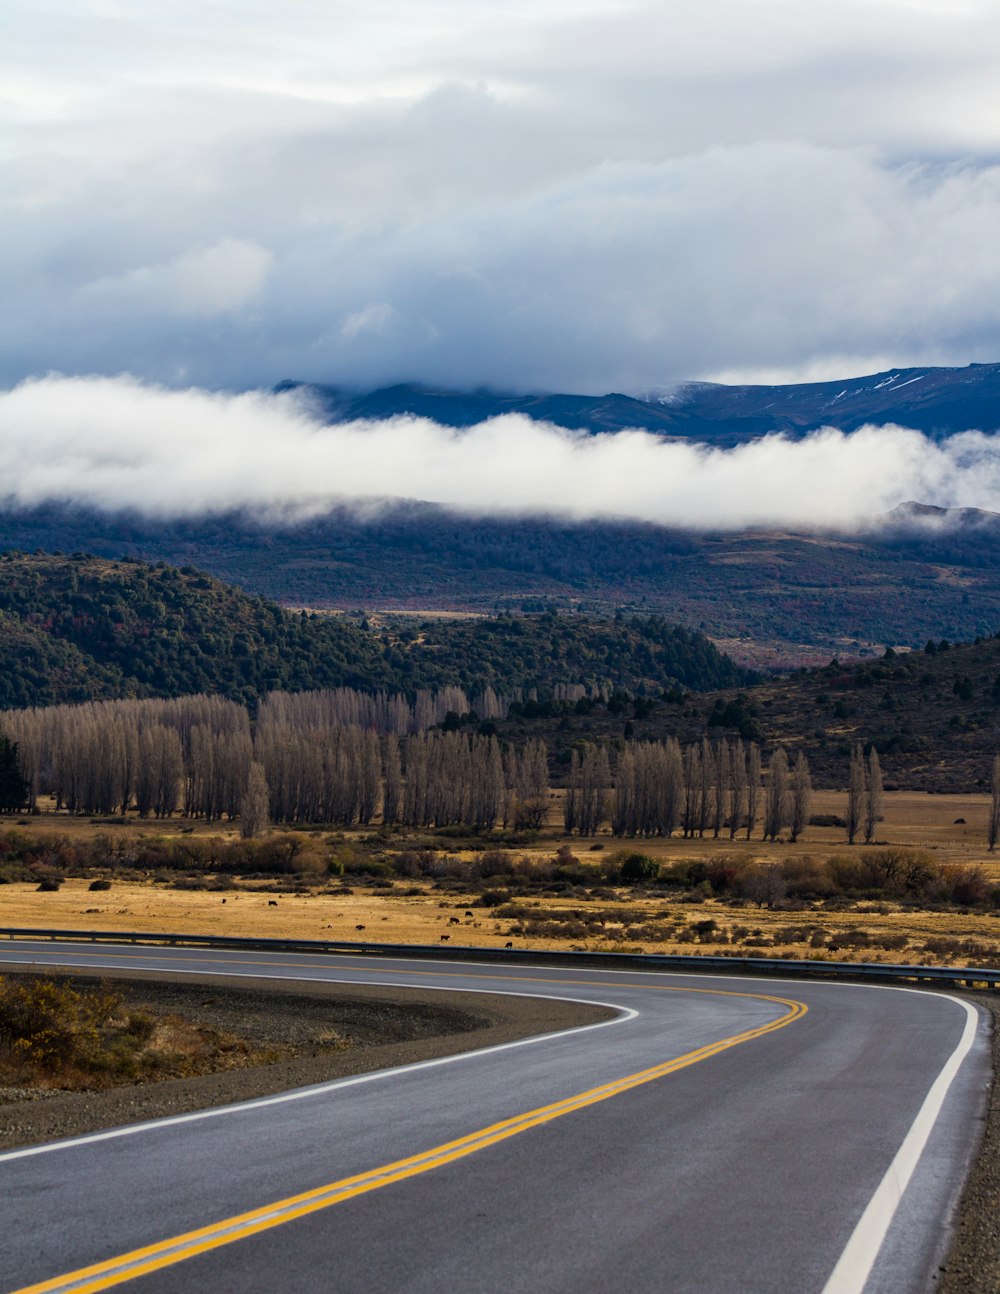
[0,962,636,1164]
[819,994,981,1294]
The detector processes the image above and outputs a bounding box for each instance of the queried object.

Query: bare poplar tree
[613,746,636,836]
[789,751,812,843]
[698,737,713,837]
[240,761,270,839]
[763,747,789,842]
[711,738,729,839]
[847,742,864,844]
[989,754,1000,853]
[564,748,580,834]
[682,742,701,838]
[745,743,761,840]
[663,738,684,839]
[864,746,883,845]
[730,738,747,839]
[382,738,402,826]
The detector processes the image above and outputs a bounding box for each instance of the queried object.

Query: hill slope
[0,553,750,708]
[487,634,1000,791]
[2,504,997,664]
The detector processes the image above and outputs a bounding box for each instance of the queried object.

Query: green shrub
[620,854,660,884]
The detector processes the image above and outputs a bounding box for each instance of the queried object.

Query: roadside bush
[88,879,112,891]
[0,976,124,1074]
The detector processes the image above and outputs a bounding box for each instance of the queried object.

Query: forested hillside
[3,502,999,662]
[486,633,1000,791]
[0,553,750,708]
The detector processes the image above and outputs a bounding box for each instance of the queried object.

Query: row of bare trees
[0,692,920,847]
[847,743,883,845]
[0,694,553,834]
[567,738,811,841]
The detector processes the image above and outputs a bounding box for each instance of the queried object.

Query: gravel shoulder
[939,992,1000,1292]
[0,966,611,1152]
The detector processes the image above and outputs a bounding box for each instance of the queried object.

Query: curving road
[0,940,990,1294]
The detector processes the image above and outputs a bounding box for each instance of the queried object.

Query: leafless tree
[382,737,402,826]
[729,738,747,840]
[789,751,812,843]
[711,738,729,839]
[240,761,270,839]
[864,746,883,845]
[763,747,789,842]
[989,754,1000,853]
[746,743,762,840]
[847,742,864,844]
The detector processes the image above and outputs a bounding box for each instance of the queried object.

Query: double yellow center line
[10,986,806,1294]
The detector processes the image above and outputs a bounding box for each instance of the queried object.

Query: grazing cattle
[221,898,226,904]
[465,911,473,918]
[440,934,450,942]
[505,941,513,949]
[268,900,278,907]
[355,924,366,931]
[449,916,460,924]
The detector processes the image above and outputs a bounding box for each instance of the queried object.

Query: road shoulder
[0,966,612,1152]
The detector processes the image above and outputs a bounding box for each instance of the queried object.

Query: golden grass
[3,790,1000,968]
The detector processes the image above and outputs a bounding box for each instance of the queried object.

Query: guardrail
[1,926,998,989]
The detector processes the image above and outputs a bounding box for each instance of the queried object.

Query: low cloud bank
[1,374,999,531]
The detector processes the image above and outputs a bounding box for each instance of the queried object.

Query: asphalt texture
[0,941,990,1294]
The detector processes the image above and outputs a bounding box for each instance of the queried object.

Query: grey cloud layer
[4,1,1000,391]
[2,375,999,528]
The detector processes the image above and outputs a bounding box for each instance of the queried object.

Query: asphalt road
[0,941,990,1294]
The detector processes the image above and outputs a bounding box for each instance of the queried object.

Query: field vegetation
[2,789,1000,971]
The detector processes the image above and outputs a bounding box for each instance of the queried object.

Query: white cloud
[3,2,1000,390]
[82,239,272,318]
[2,374,1000,529]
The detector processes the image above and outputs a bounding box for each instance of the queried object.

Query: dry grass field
[2,790,1000,969]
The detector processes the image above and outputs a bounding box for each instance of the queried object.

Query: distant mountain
[885,501,1000,529]
[275,381,695,437]
[652,363,1000,441]
[279,362,1000,445]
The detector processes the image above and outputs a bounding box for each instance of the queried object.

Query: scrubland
[3,790,1000,970]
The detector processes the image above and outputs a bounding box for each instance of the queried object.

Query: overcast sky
[5,0,1000,395]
